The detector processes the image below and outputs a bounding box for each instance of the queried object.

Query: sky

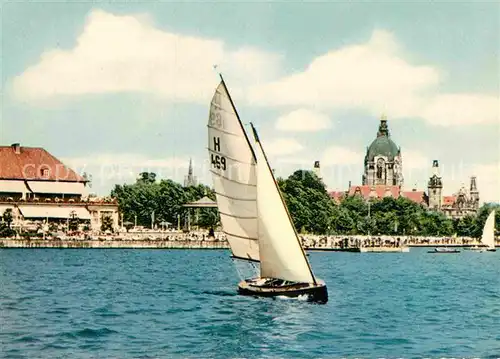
[1,1,499,203]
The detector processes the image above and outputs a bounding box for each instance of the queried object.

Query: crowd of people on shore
[5,228,497,247]
[299,234,495,248]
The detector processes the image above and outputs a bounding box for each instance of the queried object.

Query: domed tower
[362,115,403,186]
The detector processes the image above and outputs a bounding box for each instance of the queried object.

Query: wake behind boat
[207,76,327,304]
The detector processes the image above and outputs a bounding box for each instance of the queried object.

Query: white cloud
[403,150,430,170]
[420,94,499,127]
[263,138,304,156]
[440,162,500,204]
[63,153,189,169]
[321,146,363,167]
[11,9,280,104]
[61,153,191,187]
[400,150,431,190]
[248,30,438,117]
[472,163,500,204]
[276,157,313,166]
[275,108,332,132]
[247,29,498,127]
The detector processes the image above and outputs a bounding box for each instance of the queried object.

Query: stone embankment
[1,234,496,249]
[0,239,230,249]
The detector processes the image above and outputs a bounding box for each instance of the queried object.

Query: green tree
[2,209,13,229]
[472,203,500,238]
[111,174,217,230]
[332,206,355,234]
[197,208,220,229]
[279,170,335,234]
[101,216,114,232]
[454,215,475,237]
[138,172,157,184]
[68,211,79,231]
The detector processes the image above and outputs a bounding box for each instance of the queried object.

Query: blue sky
[1,1,499,202]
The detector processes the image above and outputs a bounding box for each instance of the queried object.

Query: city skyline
[1,2,498,203]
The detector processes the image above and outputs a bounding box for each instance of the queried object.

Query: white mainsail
[208,80,260,261]
[481,210,496,249]
[252,125,316,284]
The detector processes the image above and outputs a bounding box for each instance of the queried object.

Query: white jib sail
[208,81,260,261]
[481,210,496,249]
[254,131,315,283]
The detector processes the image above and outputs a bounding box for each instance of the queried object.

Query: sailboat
[481,210,496,252]
[207,75,328,303]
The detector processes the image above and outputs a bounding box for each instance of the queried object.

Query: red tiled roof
[348,185,401,199]
[443,196,456,205]
[0,145,85,182]
[328,191,346,203]
[401,190,427,205]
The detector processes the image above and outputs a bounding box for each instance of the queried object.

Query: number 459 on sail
[211,154,226,170]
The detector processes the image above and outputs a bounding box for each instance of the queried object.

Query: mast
[250,123,317,285]
[219,74,257,161]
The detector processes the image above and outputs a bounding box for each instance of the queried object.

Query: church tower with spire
[469,176,480,209]
[184,158,197,187]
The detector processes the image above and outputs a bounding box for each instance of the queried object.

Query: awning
[0,180,28,193]
[26,181,85,195]
[18,206,91,220]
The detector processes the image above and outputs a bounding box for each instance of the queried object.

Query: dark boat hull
[237,278,328,304]
[428,248,460,253]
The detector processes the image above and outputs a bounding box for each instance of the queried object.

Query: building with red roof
[324,117,480,219]
[0,143,118,233]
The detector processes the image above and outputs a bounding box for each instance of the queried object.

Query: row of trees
[111,172,219,230]
[110,171,498,237]
[278,170,499,237]
[0,208,15,237]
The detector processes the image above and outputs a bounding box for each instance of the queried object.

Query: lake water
[1,248,499,358]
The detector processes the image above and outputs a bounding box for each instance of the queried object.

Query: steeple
[469,176,479,207]
[432,159,440,177]
[313,161,322,180]
[184,158,197,187]
[470,176,477,192]
[377,114,390,137]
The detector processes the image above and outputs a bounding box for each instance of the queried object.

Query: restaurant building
[0,143,119,232]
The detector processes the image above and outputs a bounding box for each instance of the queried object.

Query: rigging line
[219,74,257,162]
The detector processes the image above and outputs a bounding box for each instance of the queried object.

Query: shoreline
[1,239,496,249]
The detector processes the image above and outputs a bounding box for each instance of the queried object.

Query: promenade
[1,233,497,249]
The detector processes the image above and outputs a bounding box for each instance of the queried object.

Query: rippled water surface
[1,248,499,358]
